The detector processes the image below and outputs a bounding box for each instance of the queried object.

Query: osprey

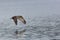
[11,16,26,25]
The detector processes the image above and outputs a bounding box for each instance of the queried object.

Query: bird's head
[11,16,16,19]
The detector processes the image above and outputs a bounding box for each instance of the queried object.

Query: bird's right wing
[17,16,26,24]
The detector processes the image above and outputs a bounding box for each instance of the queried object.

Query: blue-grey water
[0,16,60,40]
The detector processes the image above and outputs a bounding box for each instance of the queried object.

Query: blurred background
[0,0,60,19]
[0,0,60,40]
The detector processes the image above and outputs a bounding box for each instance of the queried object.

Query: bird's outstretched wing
[13,17,17,25]
[17,16,26,24]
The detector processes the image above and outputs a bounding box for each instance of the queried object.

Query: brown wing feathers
[11,16,26,25]
[17,16,26,24]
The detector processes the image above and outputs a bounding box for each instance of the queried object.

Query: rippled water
[0,16,60,40]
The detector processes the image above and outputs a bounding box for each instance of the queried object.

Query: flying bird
[11,16,26,25]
